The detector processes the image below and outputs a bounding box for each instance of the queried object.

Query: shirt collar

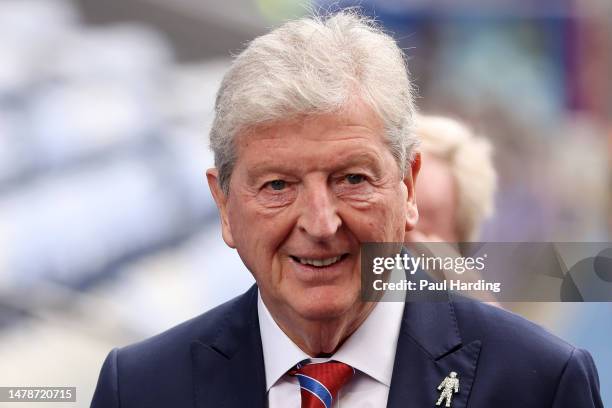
[258,292,309,391]
[331,299,404,386]
[257,291,405,389]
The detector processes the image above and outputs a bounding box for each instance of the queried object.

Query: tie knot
[291,361,355,408]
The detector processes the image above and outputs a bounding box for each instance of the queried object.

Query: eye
[266,179,287,191]
[345,174,366,185]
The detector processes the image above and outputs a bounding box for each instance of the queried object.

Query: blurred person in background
[91,11,603,408]
[407,114,496,243]
[404,114,500,304]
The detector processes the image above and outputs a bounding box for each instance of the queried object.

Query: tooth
[298,256,341,267]
[322,256,338,266]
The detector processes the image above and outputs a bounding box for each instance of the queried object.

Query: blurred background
[0,0,609,405]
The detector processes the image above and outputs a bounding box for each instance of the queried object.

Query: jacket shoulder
[452,299,602,407]
[125,289,248,353]
[454,299,575,361]
[116,286,256,385]
[92,286,258,407]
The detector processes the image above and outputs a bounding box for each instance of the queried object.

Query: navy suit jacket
[91,285,603,407]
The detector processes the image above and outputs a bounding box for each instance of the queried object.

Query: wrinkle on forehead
[236,97,385,145]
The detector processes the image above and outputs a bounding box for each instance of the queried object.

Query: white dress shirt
[258,292,405,407]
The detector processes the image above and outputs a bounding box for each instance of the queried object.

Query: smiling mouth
[290,254,349,267]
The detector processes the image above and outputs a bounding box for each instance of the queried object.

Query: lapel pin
[436,371,459,407]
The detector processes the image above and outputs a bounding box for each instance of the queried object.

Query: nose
[296,179,341,241]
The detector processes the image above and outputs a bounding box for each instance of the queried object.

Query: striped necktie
[290,361,355,408]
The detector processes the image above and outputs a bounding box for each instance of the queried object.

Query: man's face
[208,99,418,325]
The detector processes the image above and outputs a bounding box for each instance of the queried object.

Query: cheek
[357,188,407,239]
[227,194,294,266]
[378,201,407,241]
[343,200,405,242]
[382,205,407,241]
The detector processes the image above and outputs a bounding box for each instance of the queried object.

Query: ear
[206,168,236,248]
[403,152,421,232]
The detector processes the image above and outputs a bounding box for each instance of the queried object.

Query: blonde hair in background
[415,115,497,241]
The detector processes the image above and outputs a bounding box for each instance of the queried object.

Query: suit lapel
[191,286,267,408]
[386,297,482,408]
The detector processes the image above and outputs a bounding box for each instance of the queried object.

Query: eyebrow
[245,151,384,184]
[328,152,384,175]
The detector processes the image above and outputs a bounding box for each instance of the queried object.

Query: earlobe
[206,169,236,248]
[404,152,421,232]
[406,203,419,232]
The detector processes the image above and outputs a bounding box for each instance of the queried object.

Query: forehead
[233,99,392,170]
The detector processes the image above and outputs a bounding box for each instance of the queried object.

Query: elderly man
[91,12,602,408]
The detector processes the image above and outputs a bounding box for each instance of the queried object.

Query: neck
[263,297,376,357]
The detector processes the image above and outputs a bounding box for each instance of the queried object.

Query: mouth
[289,254,349,267]
[287,253,352,284]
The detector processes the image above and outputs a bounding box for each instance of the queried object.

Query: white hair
[415,115,497,241]
[210,10,417,193]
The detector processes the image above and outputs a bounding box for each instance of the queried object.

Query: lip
[290,252,348,260]
[288,253,352,284]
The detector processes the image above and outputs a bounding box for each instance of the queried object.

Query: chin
[291,285,361,321]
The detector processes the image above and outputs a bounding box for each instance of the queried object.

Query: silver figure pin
[436,371,459,407]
